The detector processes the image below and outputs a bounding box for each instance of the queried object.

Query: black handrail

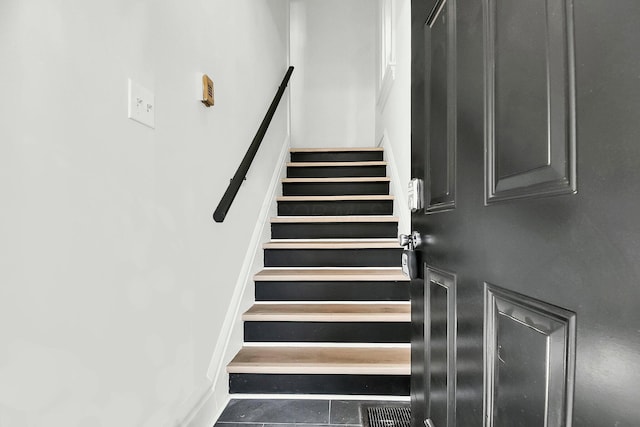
[213,66,294,223]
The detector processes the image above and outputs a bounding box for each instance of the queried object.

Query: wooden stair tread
[277,195,394,202]
[227,346,410,375]
[290,147,383,153]
[271,215,398,223]
[287,161,387,167]
[263,240,399,249]
[243,303,410,322]
[282,177,390,183]
[254,268,409,282]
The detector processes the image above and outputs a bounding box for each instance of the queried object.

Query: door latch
[399,231,422,279]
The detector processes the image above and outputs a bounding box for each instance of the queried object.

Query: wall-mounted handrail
[213,66,294,223]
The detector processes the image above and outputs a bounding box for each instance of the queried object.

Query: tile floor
[214,398,410,427]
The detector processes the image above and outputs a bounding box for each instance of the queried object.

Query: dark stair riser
[278,200,393,216]
[271,222,398,239]
[255,281,410,301]
[291,151,384,163]
[283,181,389,196]
[287,165,386,178]
[244,322,410,343]
[264,248,403,268]
[229,374,410,395]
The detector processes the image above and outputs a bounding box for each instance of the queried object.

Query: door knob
[399,231,423,250]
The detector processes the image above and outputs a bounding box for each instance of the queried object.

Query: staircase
[227,147,410,396]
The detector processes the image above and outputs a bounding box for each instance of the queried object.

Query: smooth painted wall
[0,1,289,426]
[290,0,377,148]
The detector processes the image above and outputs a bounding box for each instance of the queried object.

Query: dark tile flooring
[215,398,410,427]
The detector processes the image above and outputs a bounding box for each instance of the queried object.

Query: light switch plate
[128,79,155,129]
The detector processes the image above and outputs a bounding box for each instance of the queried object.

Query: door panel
[485,0,576,203]
[426,267,457,427]
[425,0,457,212]
[485,284,576,427]
[411,0,640,426]
[411,275,428,427]
[494,0,549,180]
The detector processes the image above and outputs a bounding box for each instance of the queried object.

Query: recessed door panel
[494,314,547,427]
[484,284,576,427]
[424,0,456,212]
[428,11,448,199]
[484,0,576,203]
[494,0,549,180]
[426,267,457,427]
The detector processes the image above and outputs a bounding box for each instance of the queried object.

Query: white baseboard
[379,131,410,235]
[181,393,230,427]
[185,134,290,427]
[208,396,231,426]
[174,380,214,427]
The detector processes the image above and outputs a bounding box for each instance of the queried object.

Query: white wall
[375,0,411,234]
[290,0,377,148]
[0,1,289,426]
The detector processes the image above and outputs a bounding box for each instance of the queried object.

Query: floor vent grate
[361,405,411,427]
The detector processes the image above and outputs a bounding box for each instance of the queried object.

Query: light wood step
[254,268,409,282]
[277,195,394,202]
[227,346,410,375]
[282,177,390,183]
[290,147,383,152]
[270,215,399,223]
[263,240,399,249]
[243,303,411,322]
[287,161,387,167]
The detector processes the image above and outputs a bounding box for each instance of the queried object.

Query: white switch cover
[128,79,155,128]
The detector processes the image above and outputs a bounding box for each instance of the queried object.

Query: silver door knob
[399,231,423,249]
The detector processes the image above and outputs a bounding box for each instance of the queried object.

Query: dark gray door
[410,0,640,426]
